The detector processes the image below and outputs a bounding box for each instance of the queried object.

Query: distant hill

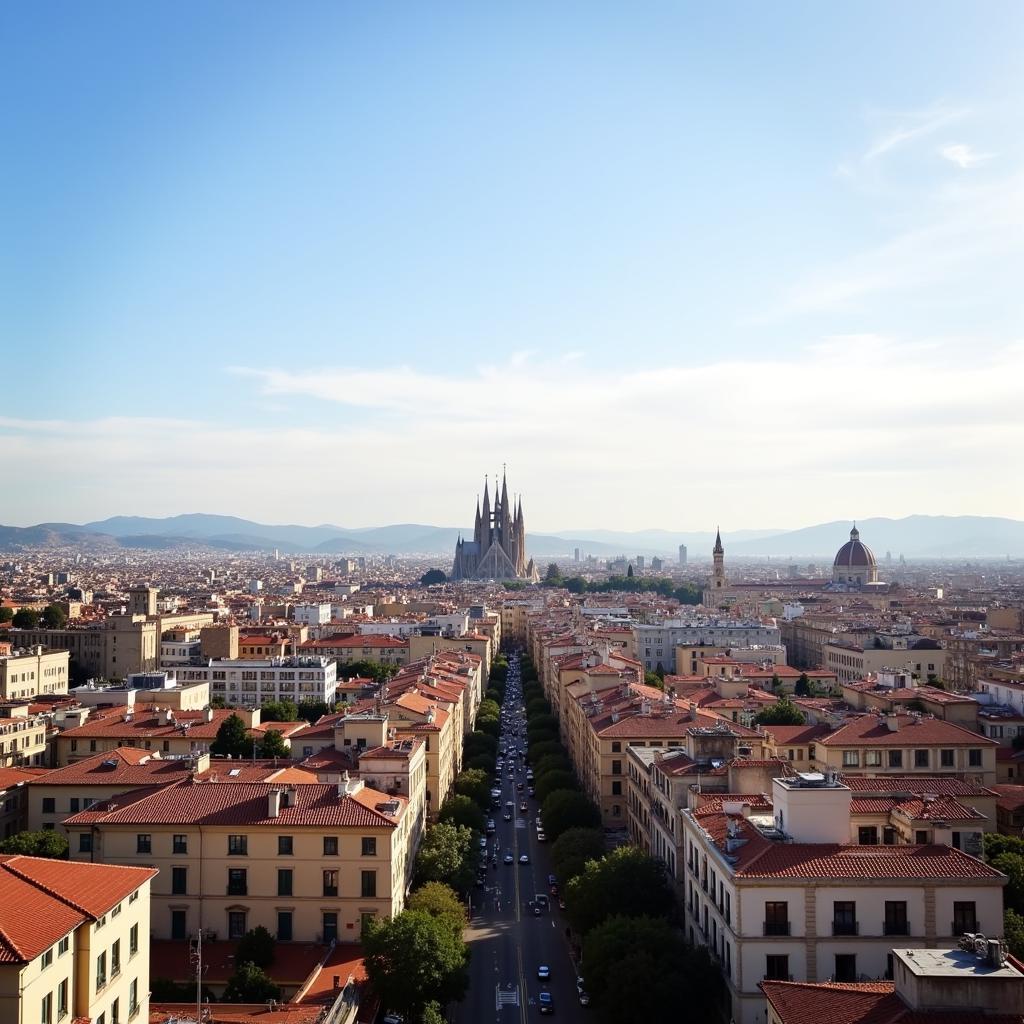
[0,513,1021,558]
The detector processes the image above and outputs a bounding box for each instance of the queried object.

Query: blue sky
[2,2,1022,530]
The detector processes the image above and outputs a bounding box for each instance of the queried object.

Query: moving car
[519,801,527,812]
[537,965,550,980]
[538,991,554,1015]
[503,851,514,864]
[537,831,547,842]
[519,853,530,864]
[486,819,496,834]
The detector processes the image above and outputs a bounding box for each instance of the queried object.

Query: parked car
[538,991,554,1015]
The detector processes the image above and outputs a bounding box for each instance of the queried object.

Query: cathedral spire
[713,527,724,555]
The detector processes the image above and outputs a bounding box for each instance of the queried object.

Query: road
[454,655,586,1024]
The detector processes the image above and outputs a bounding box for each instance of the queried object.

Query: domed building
[832,524,878,587]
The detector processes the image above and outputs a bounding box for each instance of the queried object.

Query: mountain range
[0,514,1022,559]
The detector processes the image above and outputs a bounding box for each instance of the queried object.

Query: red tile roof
[760,980,903,1024]
[819,714,997,747]
[840,774,995,797]
[301,635,408,649]
[892,795,986,822]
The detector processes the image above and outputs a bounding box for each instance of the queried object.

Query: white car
[519,853,530,864]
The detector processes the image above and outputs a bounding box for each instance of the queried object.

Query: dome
[834,525,876,568]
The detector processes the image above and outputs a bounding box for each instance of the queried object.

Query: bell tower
[712,528,726,590]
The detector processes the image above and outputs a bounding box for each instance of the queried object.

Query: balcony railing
[763,921,791,936]
[884,922,910,936]
[832,920,858,936]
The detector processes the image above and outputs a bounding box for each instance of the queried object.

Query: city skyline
[3,3,1022,526]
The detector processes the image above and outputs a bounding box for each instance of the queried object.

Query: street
[454,656,587,1024]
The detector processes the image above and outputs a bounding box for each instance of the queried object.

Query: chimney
[267,789,282,818]
[886,714,900,732]
[283,786,297,807]
[205,706,214,722]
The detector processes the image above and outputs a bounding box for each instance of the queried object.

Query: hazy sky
[2,2,1022,531]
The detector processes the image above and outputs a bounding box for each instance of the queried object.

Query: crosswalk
[495,984,520,1009]
[515,817,527,828]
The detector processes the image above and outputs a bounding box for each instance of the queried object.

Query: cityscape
[3,4,1024,1024]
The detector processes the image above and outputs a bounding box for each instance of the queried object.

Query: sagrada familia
[451,471,538,582]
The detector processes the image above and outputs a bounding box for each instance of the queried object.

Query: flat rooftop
[895,946,1023,980]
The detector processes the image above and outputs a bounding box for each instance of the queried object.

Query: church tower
[451,471,537,581]
[712,528,726,590]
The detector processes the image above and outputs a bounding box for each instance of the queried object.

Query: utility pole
[190,929,203,1022]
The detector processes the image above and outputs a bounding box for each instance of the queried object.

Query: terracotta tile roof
[693,792,773,813]
[29,748,195,786]
[760,980,903,1024]
[761,724,832,744]
[301,635,408,649]
[63,779,406,828]
[993,785,1024,812]
[892,795,986,822]
[149,937,324,986]
[840,774,995,797]
[151,1006,324,1024]
[59,708,241,740]
[0,766,45,790]
[849,798,899,814]
[0,855,156,962]
[818,714,997,747]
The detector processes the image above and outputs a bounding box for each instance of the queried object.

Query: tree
[984,833,1024,862]
[527,713,558,736]
[260,700,298,722]
[414,823,475,891]
[581,915,722,1024]
[754,697,806,727]
[643,671,664,690]
[454,769,491,810]
[12,609,40,629]
[0,830,68,859]
[478,699,501,721]
[464,731,498,759]
[406,881,468,935]
[1005,908,1024,958]
[565,846,676,935]
[0,607,13,623]
[627,563,634,578]
[544,563,562,585]
[151,978,200,1001]
[464,753,496,775]
[535,770,578,806]
[258,728,289,759]
[210,713,252,758]
[534,753,574,780]
[550,827,605,882]
[540,790,602,843]
[528,739,567,765]
[794,673,811,697]
[223,961,281,1003]
[438,795,485,834]
[235,926,275,968]
[421,1002,447,1024]
[526,698,551,718]
[992,852,1024,916]
[41,604,67,629]
[420,569,447,586]
[363,910,469,1019]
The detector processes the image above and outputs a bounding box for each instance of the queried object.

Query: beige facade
[0,714,48,769]
[407,633,492,682]
[825,642,947,685]
[0,647,70,701]
[12,617,160,680]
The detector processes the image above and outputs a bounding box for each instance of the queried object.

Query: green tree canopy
[464,753,496,775]
[526,697,552,717]
[210,713,252,758]
[363,910,469,1019]
[260,700,298,722]
[235,926,275,968]
[258,728,289,759]
[1005,908,1024,958]
[420,569,447,585]
[544,563,562,584]
[414,823,475,891]
[754,697,806,727]
[223,962,281,1003]
[992,852,1024,916]
[406,881,468,936]
[540,789,602,843]
[0,606,14,623]
[453,768,492,810]
[438,794,485,834]
[565,846,676,935]
[528,739,568,765]
[478,699,501,720]
[0,830,69,859]
[581,915,722,1024]
[527,713,558,736]
[464,731,498,758]
[337,660,395,683]
[535,770,579,805]
[550,827,605,883]
[794,673,811,697]
[534,753,574,780]
[12,608,40,629]
[41,604,67,628]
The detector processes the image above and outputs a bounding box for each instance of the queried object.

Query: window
[916,829,930,844]
[171,910,187,941]
[57,979,68,1019]
[110,996,119,1024]
[611,741,621,753]
[611,781,622,796]
[110,939,120,978]
[172,834,188,854]
[865,750,882,767]
[171,867,187,895]
[41,992,53,1024]
[764,901,789,936]
[883,827,897,845]
[42,797,55,813]
[69,799,79,813]
[834,954,857,983]
[611,760,622,776]
[322,912,338,943]
[228,911,247,940]
[858,826,878,845]
[96,950,107,989]
[228,835,247,856]
[129,925,138,957]
[361,836,377,856]
[278,835,293,856]
[135,834,151,854]
[278,869,293,897]
[841,750,859,767]
[129,890,138,904]
[323,836,338,856]
[884,901,909,936]
[765,954,789,980]
[277,911,293,941]
[888,750,903,768]
[833,901,857,935]
[914,749,929,768]
[129,979,138,1018]
[227,868,247,896]
[969,749,983,767]
[953,901,977,934]
[361,870,377,898]
[58,936,69,956]
[42,947,53,968]
[941,749,955,768]
[323,870,339,897]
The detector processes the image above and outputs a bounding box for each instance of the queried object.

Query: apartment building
[682,773,1006,1024]
[814,713,999,787]
[0,647,70,700]
[173,655,337,706]
[66,776,414,944]
[407,632,492,682]
[385,693,459,819]
[12,615,161,679]
[0,766,39,839]
[825,641,947,686]
[0,854,155,1024]
[298,634,410,670]
[634,620,782,673]
[0,709,49,769]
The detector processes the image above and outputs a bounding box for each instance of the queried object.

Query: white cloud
[939,143,994,168]
[861,104,968,163]
[2,344,1022,530]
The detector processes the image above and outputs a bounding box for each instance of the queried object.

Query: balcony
[763,921,791,936]
[884,922,910,936]
[832,921,858,936]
